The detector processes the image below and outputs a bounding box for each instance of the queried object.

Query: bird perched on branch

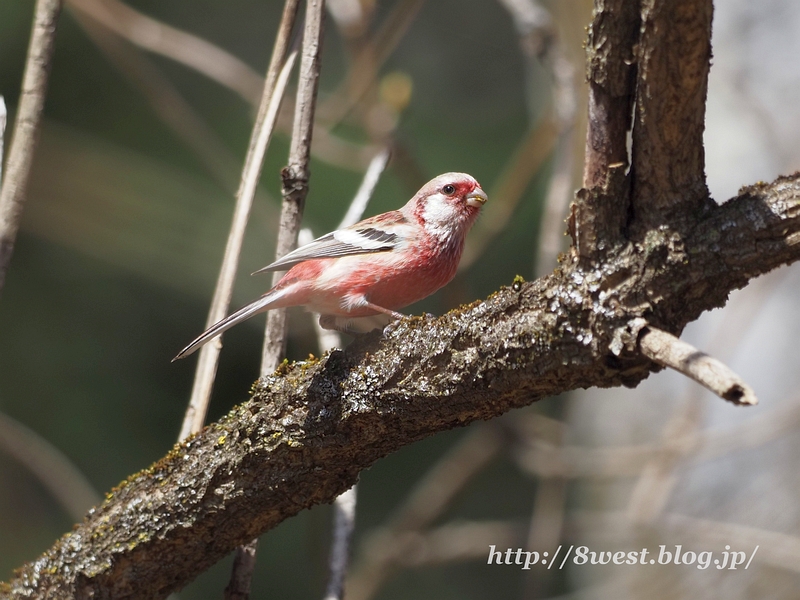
[174,172,487,360]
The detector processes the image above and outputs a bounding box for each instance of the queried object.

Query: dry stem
[0,0,63,296]
[179,0,301,441]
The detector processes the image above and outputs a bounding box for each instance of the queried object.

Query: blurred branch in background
[460,0,579,272]
[70,10,247,193]
[68,0,379,173]
[0,412,99,522]
[627,273,785,527]
[67,0,264,105]
[166,1,304,596]
[0,97,6,187]
[513,397,800,479]
[0,0,63,297]
[318,0,426,126]
[347,425,503,600]
[303,149,390,600]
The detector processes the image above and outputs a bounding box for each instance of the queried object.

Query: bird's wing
[253,211,410,274]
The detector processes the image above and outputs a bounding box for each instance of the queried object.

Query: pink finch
[174,172,487,360]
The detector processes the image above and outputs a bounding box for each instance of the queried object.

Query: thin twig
[261,0,327,375]
[0,97,6,188]
[219,3,304,597]
[323,485,358,600]
[639,326,759,406]
[0,411,100,522]
[178,0,301,441]
[67,0,264,104]
[338,147,390,229]
[227,3,325,595]
[223,537,259,600]
[0,0,63,297]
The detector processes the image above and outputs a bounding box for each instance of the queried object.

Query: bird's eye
[442,184,456,195]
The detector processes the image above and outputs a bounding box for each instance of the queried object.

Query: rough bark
[572,0,639,260]
[630,0,715,232]
[2,171,799,599]
[4,0,800,597]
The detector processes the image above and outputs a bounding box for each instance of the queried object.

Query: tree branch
[262,0,327,371]
[570,0,639,261]
[0,0,63,296]
[630,0,714,229]
[2,169,799,599]
[639,326,757,405]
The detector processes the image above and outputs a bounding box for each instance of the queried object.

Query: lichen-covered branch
[2,170,799,600]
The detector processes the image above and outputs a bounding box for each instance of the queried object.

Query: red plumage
[174,172,487,360]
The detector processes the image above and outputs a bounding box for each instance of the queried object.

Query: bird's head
[406,172,488,241]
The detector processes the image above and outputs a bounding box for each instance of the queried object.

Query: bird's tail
[172,289,286,361]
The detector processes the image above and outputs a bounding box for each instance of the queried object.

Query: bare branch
[230,5,326,591]
[223,538,259,600]
[179,48,299,440]
[0,0,63,296]
[179,0,302,441]
[323,484,357,600]
[568,0,638,261]
[338,147,390,229]
[630,0,714,229]
[262,0,327,373]
[319,0,426,125]
[0,97,6,188]
[318,148,388,600]
[639,326,758,406]
[515,395,800,480]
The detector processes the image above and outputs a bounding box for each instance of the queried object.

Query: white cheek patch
[422,194,460,239]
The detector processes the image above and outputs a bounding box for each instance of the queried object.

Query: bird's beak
[466,188,488,208]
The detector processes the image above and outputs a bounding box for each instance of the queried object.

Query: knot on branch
[280,165,309,201]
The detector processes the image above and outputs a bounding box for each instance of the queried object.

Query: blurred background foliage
[2,0,800,599]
